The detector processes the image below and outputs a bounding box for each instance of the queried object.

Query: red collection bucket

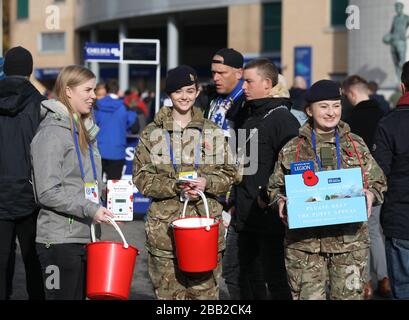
[172,191,220,273]
[86,216,138,300]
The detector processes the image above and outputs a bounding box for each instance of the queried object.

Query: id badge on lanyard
[178,171,198,181]
[84,182,99,204]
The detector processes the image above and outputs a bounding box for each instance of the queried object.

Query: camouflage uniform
[133,106,236,300]
[148,253,223,300]
[268,121,387,300]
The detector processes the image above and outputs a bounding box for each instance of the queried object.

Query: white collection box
[107,180,134,221]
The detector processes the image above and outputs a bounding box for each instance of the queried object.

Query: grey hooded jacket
[31,99,103,244]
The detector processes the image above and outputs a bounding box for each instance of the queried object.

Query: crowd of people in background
[2,43,409,301]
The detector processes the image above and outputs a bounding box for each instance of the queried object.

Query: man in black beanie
[0,46,45,300]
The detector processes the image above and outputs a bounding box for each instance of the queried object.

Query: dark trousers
[238,231,292,300]
[102,159,125,180]
[36,243,87,300]
[0,212,44,300]
[385,237,409,300]
[222,225,266,299]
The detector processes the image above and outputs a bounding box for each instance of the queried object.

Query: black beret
[165,65,198,94]
[4,46,33,77]
[305,80,341,104]
[212,48,243,69]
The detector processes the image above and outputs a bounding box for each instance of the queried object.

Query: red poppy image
[302,170,319,187]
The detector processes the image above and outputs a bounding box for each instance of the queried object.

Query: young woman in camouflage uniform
[133,65,236,300]
[268,80,387,300]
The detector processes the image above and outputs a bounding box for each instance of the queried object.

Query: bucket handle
[91,216,129,249]
[181,190,211,231]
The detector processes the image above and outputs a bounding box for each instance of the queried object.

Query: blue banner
[84,42,120,61]
[123,136,152,215]
[34,68,61,80]
[294,47,312,88]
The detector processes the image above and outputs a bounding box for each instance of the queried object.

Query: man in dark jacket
[0,46,45,299]
[235,58,299,299]
[205,48,250,300]
[373,61,409,300]
[343,75,390,299]
[344,75,385,149]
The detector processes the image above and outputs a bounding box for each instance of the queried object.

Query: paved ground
[9,216,390,300]
[10,215,229,300]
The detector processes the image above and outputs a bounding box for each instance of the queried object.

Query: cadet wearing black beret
[305,79,342,104]
[165,65,198,95]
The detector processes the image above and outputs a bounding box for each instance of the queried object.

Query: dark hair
[367,81,378,93]
[244,58,279,87]
[342,75,369,93]
[401,61,409,91]
[106,79,119,94]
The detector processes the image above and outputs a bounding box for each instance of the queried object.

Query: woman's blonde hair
[54,65,95,154]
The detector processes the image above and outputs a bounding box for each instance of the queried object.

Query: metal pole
[155,64,160,114]
[119,23,129,93]
[156,41,161,114]
[90,28,99,82]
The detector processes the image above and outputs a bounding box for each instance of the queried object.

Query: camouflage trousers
[285,248,369,300]
[148,253,222,300]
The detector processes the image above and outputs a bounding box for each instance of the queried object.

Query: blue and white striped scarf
[209,80,244,135]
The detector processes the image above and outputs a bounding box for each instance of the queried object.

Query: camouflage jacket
[268,121,387,253]
[133,106,236,258]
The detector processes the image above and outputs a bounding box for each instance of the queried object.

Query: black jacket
[345,99,384,150]
[234,97,300,233]
[373,102,409,240]
[0,76,46,219]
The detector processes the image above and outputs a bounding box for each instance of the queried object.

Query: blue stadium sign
[84,42,120,62]
[294,46,312,88]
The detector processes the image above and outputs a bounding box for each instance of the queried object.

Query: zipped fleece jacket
[31,99,103,244]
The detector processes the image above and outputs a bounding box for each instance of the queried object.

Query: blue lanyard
[72,120,97,182]
[164,130,202,173]
[311,128,341,171]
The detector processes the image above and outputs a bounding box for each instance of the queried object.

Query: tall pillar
[90,28,99,82]
[167,15,179,70]
[119,23,129,93]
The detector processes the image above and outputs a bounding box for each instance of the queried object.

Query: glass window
[40,33,66,53]
[17,0,29,19]
[263,3,282,52]
[331,0,349,27]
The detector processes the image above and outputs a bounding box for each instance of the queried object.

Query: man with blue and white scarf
[205,48,247,138]
[204,48,249,300]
